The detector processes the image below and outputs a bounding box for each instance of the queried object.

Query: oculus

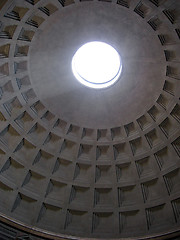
[72,41,122,89]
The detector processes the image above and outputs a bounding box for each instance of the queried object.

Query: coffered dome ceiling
[0,0,179,239]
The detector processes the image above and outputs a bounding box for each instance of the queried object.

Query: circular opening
[72,41,122,89]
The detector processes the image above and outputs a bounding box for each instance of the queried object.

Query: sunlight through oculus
[72,42,122,89]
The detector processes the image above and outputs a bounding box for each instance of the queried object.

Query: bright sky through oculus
[72,42,122,89]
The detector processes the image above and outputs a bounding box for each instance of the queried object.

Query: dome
[0,0,180,239]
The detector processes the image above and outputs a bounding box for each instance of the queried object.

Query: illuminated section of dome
[72,41,122,89]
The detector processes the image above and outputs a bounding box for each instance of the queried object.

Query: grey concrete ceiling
[29,2,165,128]
[0,0,179,239]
